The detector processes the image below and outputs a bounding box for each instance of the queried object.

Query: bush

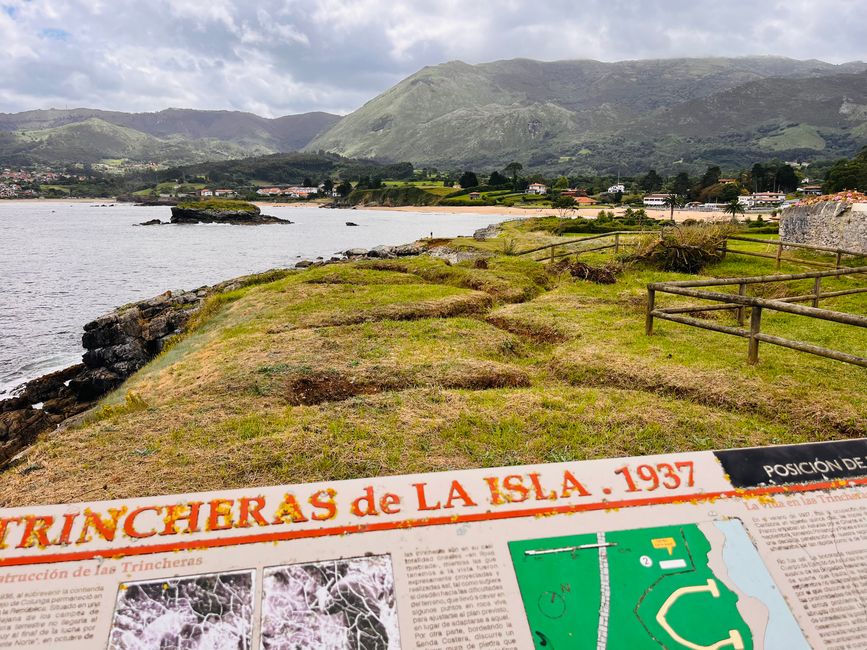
[627,223,738,273]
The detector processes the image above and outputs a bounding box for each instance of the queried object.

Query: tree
[700,166,722,189]
[459,171,479,189]
[723,199,746,221]
[672,172,692,197]
[825,149,867,192]
[750,163,768,192]
[336,180,353,197]
[504,162,523,191]
[663,194,685,222]
[776,164,799,193]
[321,178,334,195]
[488,170,509,186]
[552,195,576,218]
[553,176,569,190]
[303,177,313,187]
[640,169,663,192]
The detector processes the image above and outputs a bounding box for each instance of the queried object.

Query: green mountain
[305,57,867,172]
[0,109,340,166]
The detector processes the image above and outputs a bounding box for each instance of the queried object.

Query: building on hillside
[256,187,284,196]
[575,196,594,205]
[607,184,625,194]
[718,178,737,184]
[213,189,235,197]
[643,193,671,207]
[744,192,786,208]
[199,189,214,198]
[527,183,548,195]
[797,184,823,196]
[468,192,482,200]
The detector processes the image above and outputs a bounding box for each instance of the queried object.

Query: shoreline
[361,204,744,223]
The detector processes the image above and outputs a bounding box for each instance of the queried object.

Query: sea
[0,201,514,396]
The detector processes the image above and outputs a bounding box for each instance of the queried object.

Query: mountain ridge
[306,56,867,172]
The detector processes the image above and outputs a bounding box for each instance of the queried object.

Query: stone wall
[780,201,867,254]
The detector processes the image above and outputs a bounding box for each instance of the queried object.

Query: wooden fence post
[614,233,620,254]
[646,288,656,335]
[813,276,822,308]
[775,242,783,269]
[836,251,842,269]
[549,244,555,263]
[737,283,746,326]
[748,306,763,365]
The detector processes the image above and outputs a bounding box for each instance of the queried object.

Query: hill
[0,108,341,166]
[306,56,867,172]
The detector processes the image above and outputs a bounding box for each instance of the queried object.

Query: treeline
[157,152,415,186]
[824,147,867,192]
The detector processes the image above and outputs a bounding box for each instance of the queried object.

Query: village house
[256,187,284,196]
[607,183,625,194]
[199,189,214,198]
[527,182,548,195]
[797,184,823,196]
[213,189,236,197]
[575,196,594,206]
[468,191,482,200]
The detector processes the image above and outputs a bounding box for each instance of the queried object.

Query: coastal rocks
[170,203,292,225]
[346,222,359,227]
[136,219,165,226]
[1,408,50,466]
[344,248,368,257]
[0,289,207,466]
[295,260,314,268]
[473,224,502,241]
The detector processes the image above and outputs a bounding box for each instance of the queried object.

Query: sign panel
[1,440,866,648]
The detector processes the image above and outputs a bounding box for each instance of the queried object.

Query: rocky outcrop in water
[170,203,291,225]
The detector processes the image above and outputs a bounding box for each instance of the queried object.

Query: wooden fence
[646,267,867,367]
[516,230,656,262]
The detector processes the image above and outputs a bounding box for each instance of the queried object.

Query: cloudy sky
[1,0,865,117]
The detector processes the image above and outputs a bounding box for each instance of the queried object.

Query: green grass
[3,222,864,506]
[176,198,258,212]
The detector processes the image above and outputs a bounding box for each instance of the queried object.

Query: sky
[1,0,865,117]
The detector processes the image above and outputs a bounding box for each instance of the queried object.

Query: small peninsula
[170,199,292,225]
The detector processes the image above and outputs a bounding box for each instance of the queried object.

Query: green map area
[509,524,753,649]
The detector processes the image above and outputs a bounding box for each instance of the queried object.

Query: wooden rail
[722,235,865,270]
[646,267,867,367]
[516,230,657,261]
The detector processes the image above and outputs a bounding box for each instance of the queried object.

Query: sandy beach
[361,204,750,223]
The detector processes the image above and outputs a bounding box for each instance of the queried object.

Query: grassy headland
[2,220,864,506]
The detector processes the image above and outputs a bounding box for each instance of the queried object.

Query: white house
[740,192,786,208]
[527,182,548,195]
[607,184,626,194]
[199,189,214,198]
[213,189,235,197]
[643,193,670,207]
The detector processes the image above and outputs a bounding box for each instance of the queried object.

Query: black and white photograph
[108,569,255,650]
[261,555,400,650]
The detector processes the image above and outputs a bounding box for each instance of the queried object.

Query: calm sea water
[0,201,514,395]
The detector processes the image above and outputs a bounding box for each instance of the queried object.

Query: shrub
[627,223,738,273]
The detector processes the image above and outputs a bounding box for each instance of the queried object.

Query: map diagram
[508,521,809,649]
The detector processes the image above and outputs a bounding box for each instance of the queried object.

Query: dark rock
[68,368,123,401]
[295,260,314,268]
[136,219,165,226]
[392,243,424,256]
[0,408,51,466]
[367,245,395,258]
[346,221,359,226]
[344,248,368,257]
[170,204,292,225]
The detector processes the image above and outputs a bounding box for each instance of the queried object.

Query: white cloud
[0,0,863,115]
